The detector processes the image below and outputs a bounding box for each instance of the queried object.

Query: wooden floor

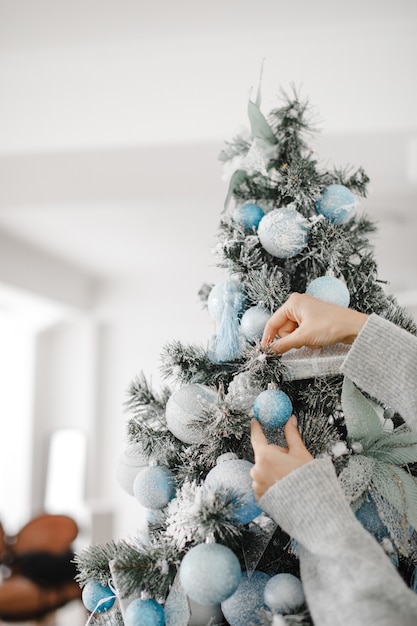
[0,599,88,626]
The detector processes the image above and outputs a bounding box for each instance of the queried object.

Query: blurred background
[0,0,416,545]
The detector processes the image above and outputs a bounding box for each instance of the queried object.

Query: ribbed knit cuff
[258,457,358,553]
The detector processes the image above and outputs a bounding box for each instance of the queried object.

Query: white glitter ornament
[316,184,357,225]
[240,305,270,341]
[221,570,270,626]
[258,207,309,258]
[133,465,176,510]
[264,573,305,614]
[205,458,262,524]
[179,543,241,605]
[226,371,264,414]
[306,275,350,307]
[165,384,217,444]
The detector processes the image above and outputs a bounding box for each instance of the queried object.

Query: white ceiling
[0,0,416,315]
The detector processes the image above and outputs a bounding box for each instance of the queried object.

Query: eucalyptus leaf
[247,99,277,144]
[342,377,382,442]
[223,169,248,210]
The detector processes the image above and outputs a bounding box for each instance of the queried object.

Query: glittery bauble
[306,276,350,307]
[165,384,217,444]
[133,465,176,510]
[221,571,270,626]
[316,184,357,225]
[226,371,264,414]
[179,543,241,605]
[355,496,390,543]
[253,389,293,429]
[207,279,245,323]
[205,458,262,524]
[258,207,309,258]
[125,598,165,626]
[264,573,305,614]
[233,203,265,231]
[240,306,270,341]
[81,580,115,613]
[116,446,148,496]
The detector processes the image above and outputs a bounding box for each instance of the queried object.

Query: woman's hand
[262,293,369,354]
[250,417,313,500]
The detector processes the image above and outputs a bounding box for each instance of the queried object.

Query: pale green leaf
[247,100,277,144]
[372,462,417,531]
[342,377,383,442]
[223,169,248,210]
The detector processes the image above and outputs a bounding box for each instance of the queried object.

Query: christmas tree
[74,86,417,626]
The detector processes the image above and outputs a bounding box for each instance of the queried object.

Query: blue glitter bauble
[258,207,309,258]
[240,305,270,341]
[264,573,305,614]
[306,276,350,307]
[316,184,357,225]
[116,447,149,496]
[253,389,293,429]
[221,571,270,626]
[165,384,217,444]
[133,465,176,510]
[81,580,115,613]
[205,458,262,524]
[180,543,241,605]
[355,496,390,543]
[125,598,165,626]
[233,203,265,231]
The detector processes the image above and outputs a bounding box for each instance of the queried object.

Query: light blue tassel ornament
[212,280,243,363]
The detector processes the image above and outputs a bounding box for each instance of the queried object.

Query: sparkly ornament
[207,279,245,323]
[125,598,165,626]
[233,203,265,231]
[221,570,270,626]
[258,207,309,258]
[226,371,264,414]
[179,543,241,605]
[306,276,350,307]
[133,465,176,510]
[116,446,148,496]
[264,573,305,614]
[240,306,270,341]
[165,384,217,444]
[316,184,357,225]
[253,389,293,429]
[205,458,262,524]
[81,580,116,613]
[355,496,390,543]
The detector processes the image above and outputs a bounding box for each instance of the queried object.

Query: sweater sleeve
[259,457,417,626]
[341,313,417,430]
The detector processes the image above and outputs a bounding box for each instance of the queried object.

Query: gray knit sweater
[259,314,417,625]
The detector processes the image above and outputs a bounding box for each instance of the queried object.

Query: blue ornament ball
[207,279,245,323]
[116,446,148,496]
[316,184,357,225]
[258,207,309,258]
[355,496,391,543]
[205,458,262,524]
[233,203,265,231]
[306,276,350,307]
[264,573,305,614]
[133,465,176,510]
[82,580,115,614]
[253,389,293,429]
[221,571,270,626]
[165,384,217,444]
[240,306,270,341]
[125,598,165,626]
[180,543,241,605]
